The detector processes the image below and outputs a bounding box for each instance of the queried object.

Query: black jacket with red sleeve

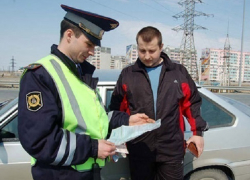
[109,52,208,162]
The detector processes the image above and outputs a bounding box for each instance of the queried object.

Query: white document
[108,119,161,146]
[115,144,129,154]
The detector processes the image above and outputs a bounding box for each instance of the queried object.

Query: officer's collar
[50,44,79,77]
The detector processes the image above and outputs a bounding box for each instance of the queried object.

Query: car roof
[93,69,201,88]
[93,69,121,82]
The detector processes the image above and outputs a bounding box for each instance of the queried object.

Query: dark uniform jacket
[109,52,208,162]
[18,45,129,180]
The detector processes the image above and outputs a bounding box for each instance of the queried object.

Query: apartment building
[163,46,198,80]
[126,44,138,64]
[87,46,111,69]
[200,48,250,84]
[163,46,181,63]
[110,55,128,69]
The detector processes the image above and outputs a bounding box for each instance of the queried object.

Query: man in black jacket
[110,26,208,180]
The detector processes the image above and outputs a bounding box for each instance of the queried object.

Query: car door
[0,99,32,180]
[97,84,131,180]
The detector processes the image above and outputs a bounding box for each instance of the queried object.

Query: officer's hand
[98,139,116,159]
[129,113,155,126]
[186,135,204,157]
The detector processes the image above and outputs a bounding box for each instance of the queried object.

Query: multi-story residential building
[110,55,128,69]
[200,48,250,84]
[163,46,181,63]
[87,46,111,69]
[126,44,138,64]
[244,54,250,82]
[163,46,198,80]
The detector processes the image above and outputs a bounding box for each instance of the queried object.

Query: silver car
[1,71,250,180]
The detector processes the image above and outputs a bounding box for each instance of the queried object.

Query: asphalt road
[0,88,19,102]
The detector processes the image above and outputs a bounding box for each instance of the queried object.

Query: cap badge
[110,23,118,29]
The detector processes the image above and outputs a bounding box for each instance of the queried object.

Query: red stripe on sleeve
[178,103,185,133]
[119,84,131,115]
[180,83,197,135]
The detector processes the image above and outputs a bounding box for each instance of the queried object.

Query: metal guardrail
[0,81,19,88]
[200,85,250,93]
[201,85,250,90]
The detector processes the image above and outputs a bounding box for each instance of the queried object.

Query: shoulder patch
[26,91,43,111]
[24,64,42,70]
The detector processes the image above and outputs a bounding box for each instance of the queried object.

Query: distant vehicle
[1,70,250,180]
[211,82,220,86]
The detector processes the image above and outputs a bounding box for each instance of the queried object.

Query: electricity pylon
[223,23,231,86]
[172,0,212,81]
[10,56,16,73]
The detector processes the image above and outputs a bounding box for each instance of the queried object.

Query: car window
[0,98,18,117]
[0,115,19,142]
[104,88,235,129]
[200,93,235,128]
[106,89,114,110]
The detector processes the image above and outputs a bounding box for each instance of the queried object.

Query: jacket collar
[50,44,98,89]
[132,52,175,72]
[51,44,79,77]
[51,44,96,75]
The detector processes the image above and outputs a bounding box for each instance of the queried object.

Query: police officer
[18,4,152,180]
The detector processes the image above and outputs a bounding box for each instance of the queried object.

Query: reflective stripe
[96,92,105,109]
[108,111,114,122]
[50,59,87,134]
[51,129,67,165]
[63,132,76,166]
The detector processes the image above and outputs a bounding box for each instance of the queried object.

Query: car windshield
[0,97,18,117]
[219,95,250,117]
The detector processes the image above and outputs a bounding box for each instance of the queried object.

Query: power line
[137,0,175,16]
[203,1,250,22]
[151,0,177,14]
[89,0,176,24]
[88,0,142,20]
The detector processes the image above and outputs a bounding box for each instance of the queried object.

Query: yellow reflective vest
[27,54,109,172]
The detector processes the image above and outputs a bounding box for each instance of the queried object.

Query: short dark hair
[60,20,83,40]
[136,26,162,47]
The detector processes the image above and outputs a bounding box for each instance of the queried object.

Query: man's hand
[186,135,204,157]
[129,113,155,126]
[98,139,116,159]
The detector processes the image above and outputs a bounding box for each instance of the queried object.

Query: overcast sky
[0,0,249,70]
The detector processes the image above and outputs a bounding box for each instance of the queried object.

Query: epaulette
[24,64,42,70]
